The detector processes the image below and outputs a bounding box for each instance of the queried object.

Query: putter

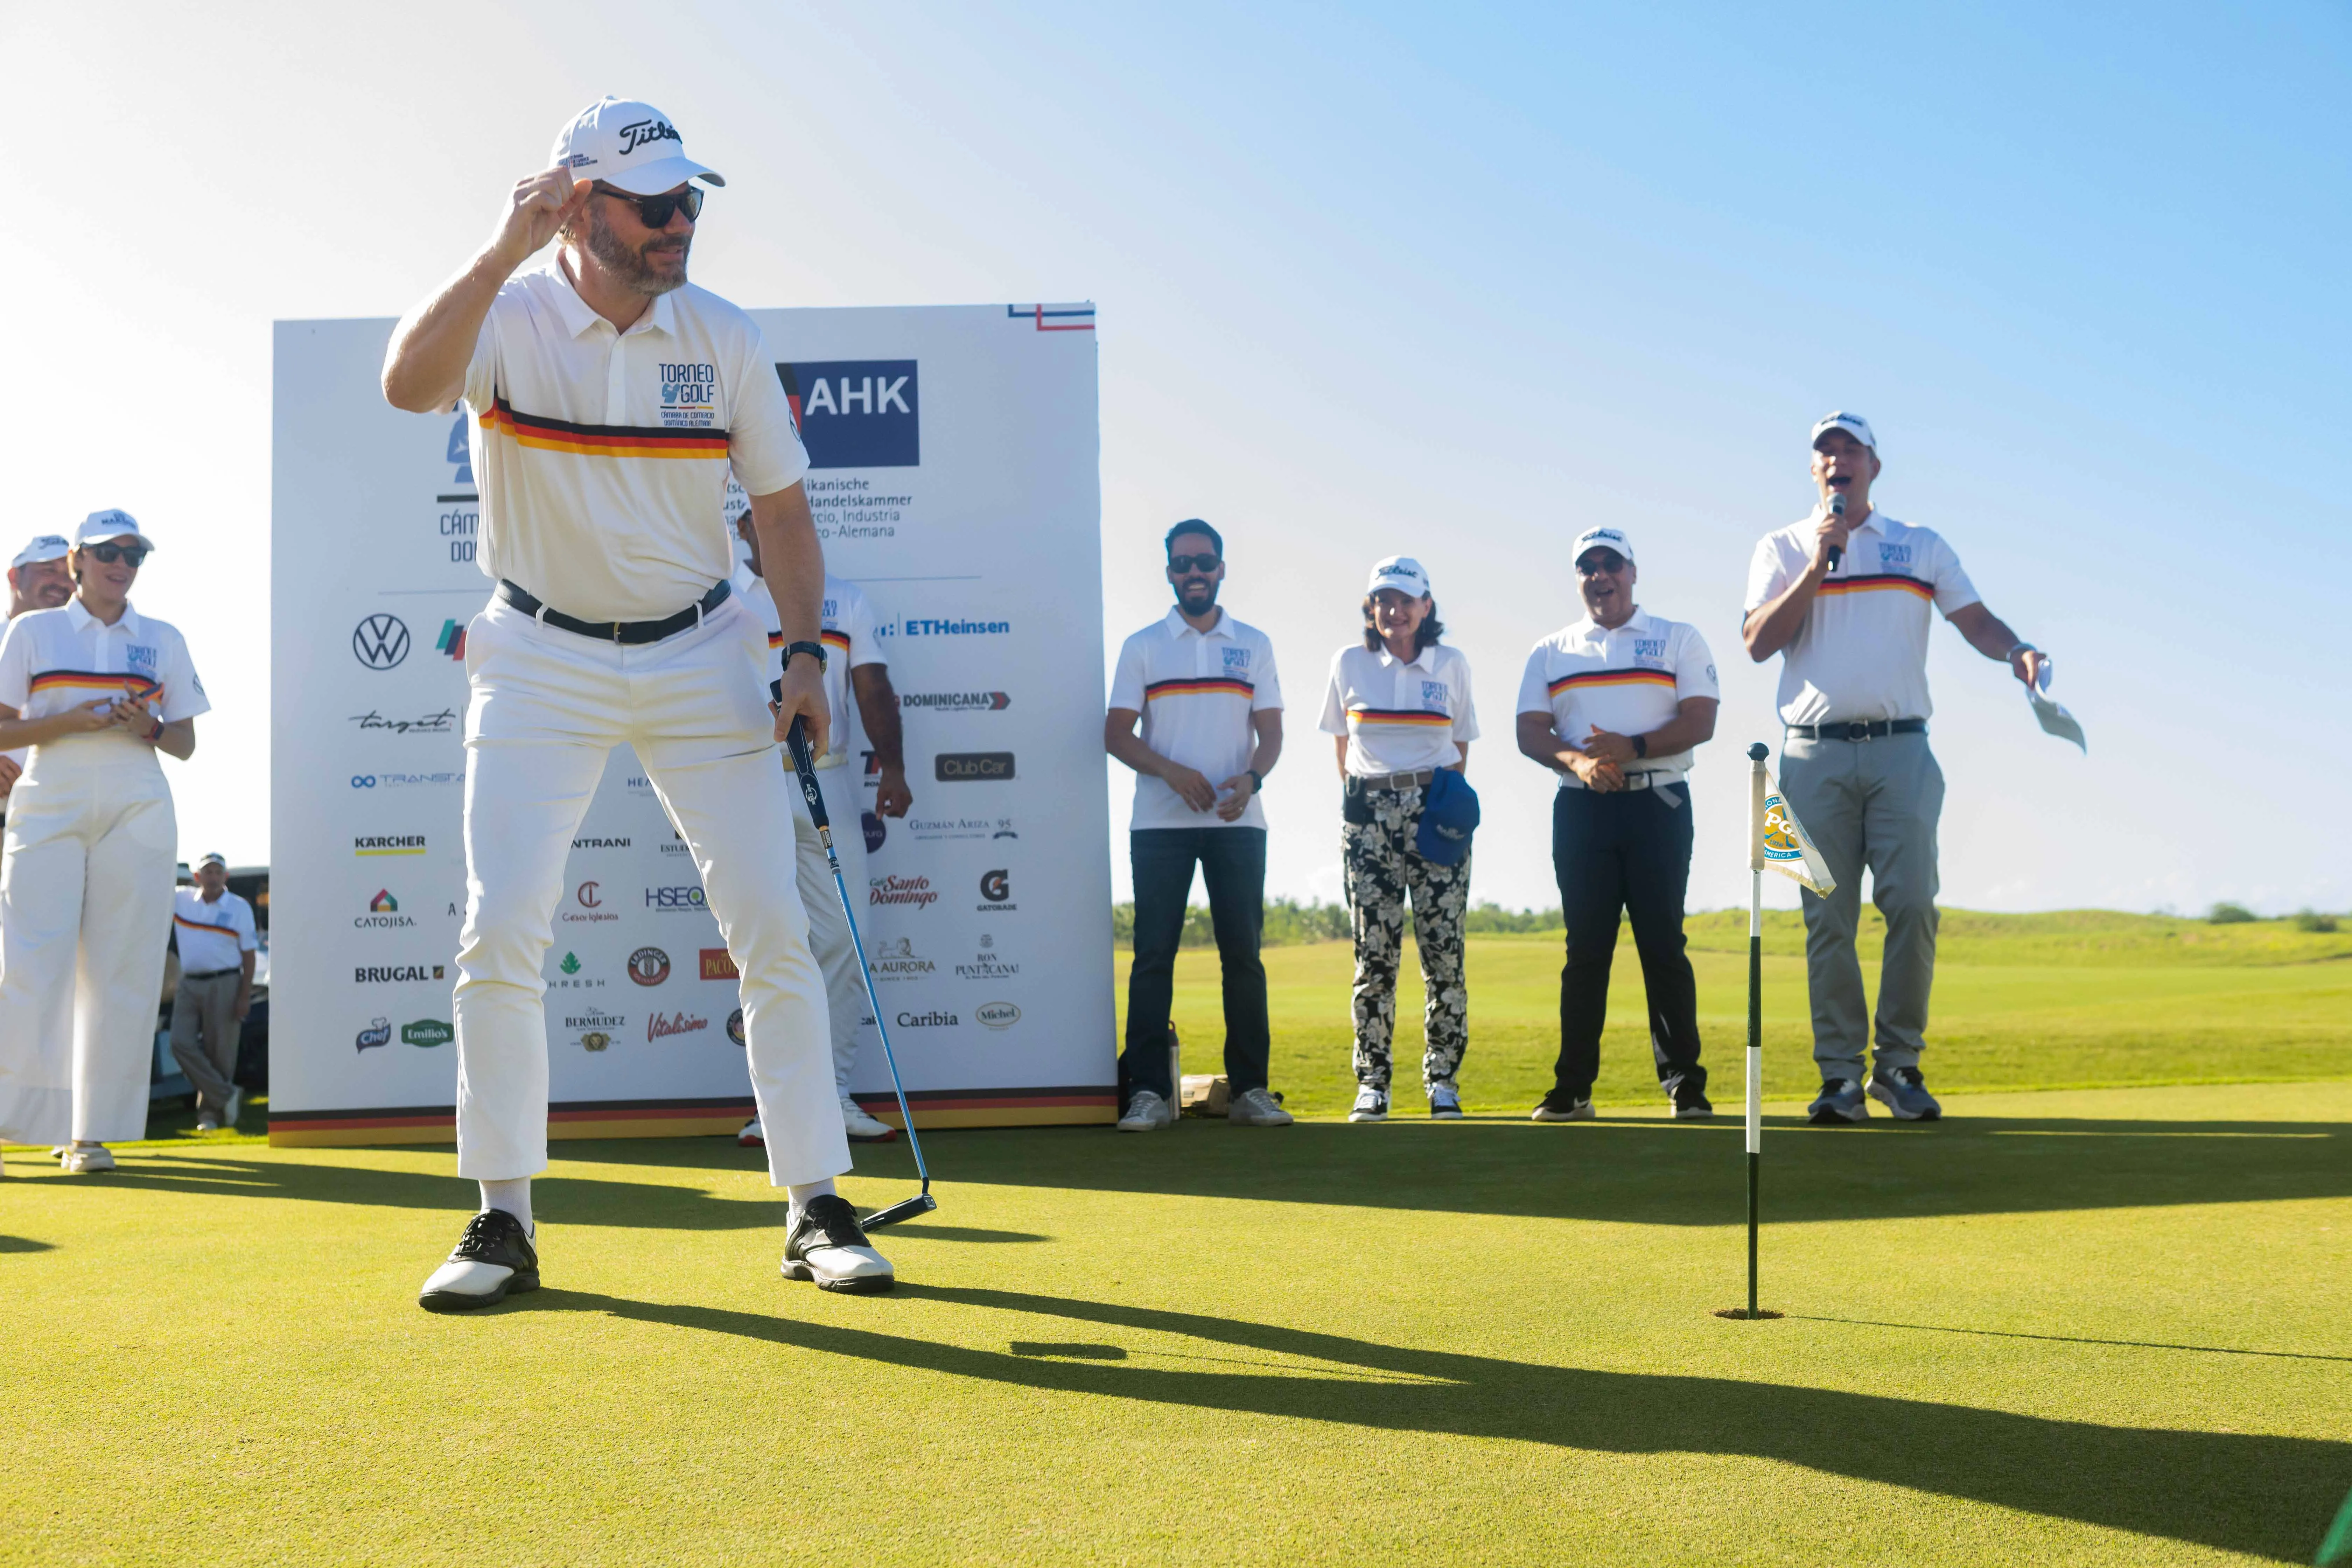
[784,716,937,1229]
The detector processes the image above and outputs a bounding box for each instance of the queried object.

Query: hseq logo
[776,360,919,469]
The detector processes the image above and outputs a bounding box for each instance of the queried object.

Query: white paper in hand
[2024,660,2085,752]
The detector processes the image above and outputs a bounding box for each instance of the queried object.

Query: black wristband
[783,639,828,673]
[1246,768,1264,791]
[1632,734,1648,759]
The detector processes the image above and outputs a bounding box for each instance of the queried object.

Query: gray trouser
[1779,731,1944,1082]
[790,792,862,1097]
[169,969,244,1117]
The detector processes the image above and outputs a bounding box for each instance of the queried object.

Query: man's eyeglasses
[82,541,149,567]
[1575,553,1627,577]
[1167,553,1223,575]
[593,182,704,229]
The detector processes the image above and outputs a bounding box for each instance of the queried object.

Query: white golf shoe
[781,1196,895,1294]
[418,1209,540,1313]
[737,1117,765,1148]
[60,1145,117,1173]
[1349,1086,1390,1123]
[1117,1088,1173,1132]
[841,1096,896,1142]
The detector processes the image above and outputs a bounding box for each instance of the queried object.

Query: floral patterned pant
[1343,779,1472,1092]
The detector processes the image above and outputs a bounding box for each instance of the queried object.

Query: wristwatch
[783,639,828,673]
[1245,768,1264,791]
[1632,734,1649,759]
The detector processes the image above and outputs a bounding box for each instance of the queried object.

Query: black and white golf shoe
[782,1195,896,1294]
[418,1208,540,1313]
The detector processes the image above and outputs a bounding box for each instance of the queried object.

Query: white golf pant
[0,734,176,1145]
[791,761,876,1095]
[456,594,848,1186]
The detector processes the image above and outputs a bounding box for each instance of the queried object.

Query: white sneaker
[61,1146,117,1174]
[222,1087,244,1129]
[781,1195,895,1293]
[194,1115,221,1133]
[841,1096,896,1142]
[737,1118,765,1148]
[1428,1085,1465,1119]
[1349,1086,1390,1123]
[1117,1088,1173,1132]
[1226,1086,1293,1127]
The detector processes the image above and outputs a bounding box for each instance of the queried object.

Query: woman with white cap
[0,511,208,1174]
[1318,556,1479,1122]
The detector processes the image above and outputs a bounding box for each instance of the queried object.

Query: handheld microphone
[1826,491,1846,571]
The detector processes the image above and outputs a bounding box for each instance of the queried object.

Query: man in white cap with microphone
[0,535,74,818]
[1743,413,2046,1126]
[381,96,893,1307]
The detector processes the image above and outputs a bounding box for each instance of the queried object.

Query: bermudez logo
[627,947,672,986]
[401,1019,454,1048]
[700,948,740,981]
[352,614,411,670]
[776,360,918,468]
[645,886,708,913]
[566,1009,624,1051]
[935,751,1015,783]
[355,1016,392,1053]
[978,869,1016,911]
[901,691,1011,713]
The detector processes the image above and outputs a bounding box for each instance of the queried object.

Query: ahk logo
[353,614,411,670]
[775,360,919,469]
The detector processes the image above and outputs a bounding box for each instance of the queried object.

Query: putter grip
[784,716,830,829]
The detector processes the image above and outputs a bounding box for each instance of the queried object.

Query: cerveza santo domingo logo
[775,360,919,468]
[478,394,728,460]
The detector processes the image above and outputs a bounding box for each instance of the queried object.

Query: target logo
[626,947,672,986]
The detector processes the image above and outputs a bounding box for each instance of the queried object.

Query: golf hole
[1713,1309,1785,1320]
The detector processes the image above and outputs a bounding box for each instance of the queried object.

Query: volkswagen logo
[353,614,412,670]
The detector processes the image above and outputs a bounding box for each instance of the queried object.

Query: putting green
[4,1079,2347,1565]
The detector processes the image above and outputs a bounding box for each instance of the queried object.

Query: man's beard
[584,203,691,296]
[1176,579,1220,614]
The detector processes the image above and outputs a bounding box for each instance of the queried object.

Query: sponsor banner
[270,304,1113,1138]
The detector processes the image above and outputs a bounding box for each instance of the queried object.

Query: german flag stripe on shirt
[173,913,237,936]
[29,670,162,701]
[480,395,730,460]
[1816,573,1934,601]
[1144,677,1254,700]
[1547,667,1676,697]
[821,629,852,652]
[1348,706,1453,728]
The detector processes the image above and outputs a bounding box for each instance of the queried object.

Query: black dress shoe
[418,1209,540,1313]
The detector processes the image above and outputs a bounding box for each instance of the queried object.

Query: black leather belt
[1787,719,1927,742]
[181,967,240,980]
[1351,768,1436,792]
[497,579,730,644]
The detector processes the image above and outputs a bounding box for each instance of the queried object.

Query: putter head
[859,1192,939,1231]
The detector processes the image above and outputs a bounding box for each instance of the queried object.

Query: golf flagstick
[1745,742,1767,1318]
[784,717,937,1230]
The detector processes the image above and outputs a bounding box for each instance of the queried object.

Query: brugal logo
[776,360,919,469]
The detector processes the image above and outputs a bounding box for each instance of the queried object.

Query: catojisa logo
[356,889,414,930]
[645,886,708,912]
[895,1010,958,1028]
[870,874,937,909]
[901,691,1010,713]
[934,751,1015,783]
[627,947,672,986]
[352,614,411,670]
[648,1010,708,1042]
[978,869,1015,912]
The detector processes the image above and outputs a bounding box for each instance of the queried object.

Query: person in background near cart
[0,512,207,1175]
[0,535,75,822]
[1106,519,1290,1132]
[729,502,913,1148]
[1743,412,2048,1125]
[1320,555,1479,1124]
[1515,526,1718,1123]
[171,852,258,1133]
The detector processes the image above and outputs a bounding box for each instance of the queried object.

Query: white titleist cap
[1571,526,1634,565]
[198,852,228,869]
[1365,555,1432,598]
[1810,411,1877,451]
[551,97,724,195]
[12,534,69,569]
[75,509,153,549]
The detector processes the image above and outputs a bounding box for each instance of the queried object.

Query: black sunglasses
[1167,553,1223,575]
[83,541,149,567]
[1575,553,1628,576]
[593,182,704,229]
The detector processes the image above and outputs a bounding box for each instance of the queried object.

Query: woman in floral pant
[1318,556,1480,1122]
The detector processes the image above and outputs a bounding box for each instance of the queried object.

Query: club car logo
[934,751,1015,783]
[355,1017,393,1053]
[352,614,411,670]
[648,1010,708,1042]
[776,359,919,468]
[357,890,414,930]
[870,874,938,909]
[401,1019,454,1048]
[975,1001,1021,1031]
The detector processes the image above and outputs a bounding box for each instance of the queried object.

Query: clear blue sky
[8,1,2346,913]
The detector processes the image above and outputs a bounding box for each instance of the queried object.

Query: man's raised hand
[495,167,592,268]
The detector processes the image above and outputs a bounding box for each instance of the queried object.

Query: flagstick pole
[1746,741,1768,1319]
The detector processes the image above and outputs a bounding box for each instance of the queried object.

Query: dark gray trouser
[169,970,244,1118]
[1779,732,1944,1083]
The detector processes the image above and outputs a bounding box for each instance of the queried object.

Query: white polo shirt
[174,887,258,975]
[1318,642,1478,777]
[1517,608,1718,789]
[1109,608,1283,831]
[735,569,884,770]
[1745,509,1979,726]
[0,600,210,747]
[463,258,809,622]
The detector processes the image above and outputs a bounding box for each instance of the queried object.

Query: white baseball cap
[1810,411,1877,451]
[75,509,153,550]
[198,851,228,869]
[1365,555,1432,598]
[551,97,724,196]
[11,534,69,569]
[1571,526,1634,566]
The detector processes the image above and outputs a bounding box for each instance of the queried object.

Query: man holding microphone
[1743,413,2047,1125]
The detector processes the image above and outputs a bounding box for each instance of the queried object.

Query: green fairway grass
[1130,909,2352,1119]
[4,1080,2348,1565]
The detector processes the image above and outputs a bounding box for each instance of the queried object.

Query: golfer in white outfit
[729,504,907,1147]
[0,512,206,1174]
[381,96,891,1307]
[0,534,76,820]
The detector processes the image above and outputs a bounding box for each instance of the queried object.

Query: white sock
[479,1178,533,1235]
[786,1178,837,1225]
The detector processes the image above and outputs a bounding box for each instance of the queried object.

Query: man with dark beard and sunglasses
[1105,520,1289,1132]
[380,97,892,1308]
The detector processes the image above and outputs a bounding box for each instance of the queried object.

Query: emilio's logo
[617,118,681,155]
[776,360,919,469]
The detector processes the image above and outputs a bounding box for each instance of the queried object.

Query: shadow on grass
[0,1236,56,1253]
[514,1283,2339,1562]
[1791,1315,2352,1365]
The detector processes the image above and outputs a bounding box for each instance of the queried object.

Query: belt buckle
[1851,722,1874,743]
